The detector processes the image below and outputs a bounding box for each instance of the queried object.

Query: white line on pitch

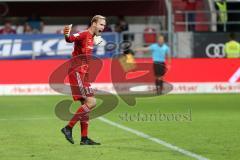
[98,117,209,160]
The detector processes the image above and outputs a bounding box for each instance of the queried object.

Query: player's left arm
[64,25,84,43]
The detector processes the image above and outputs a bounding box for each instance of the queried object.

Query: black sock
[158,80,163,90]
[156,79,163,94]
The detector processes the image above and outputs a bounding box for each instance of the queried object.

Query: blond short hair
[91,15,106,25]
[158,34,165,39]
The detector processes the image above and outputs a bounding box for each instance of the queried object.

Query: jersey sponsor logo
[205,43,225,58]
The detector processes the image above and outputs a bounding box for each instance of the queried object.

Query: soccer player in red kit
[61,15,106,145]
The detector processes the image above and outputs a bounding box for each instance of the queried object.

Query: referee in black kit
[135,35,171,94]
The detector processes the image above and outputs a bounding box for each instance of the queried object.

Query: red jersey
[65,30,95,85]
[65,30,94,66]
[66,30,95,100]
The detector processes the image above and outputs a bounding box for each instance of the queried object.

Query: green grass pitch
[0,94,239,160]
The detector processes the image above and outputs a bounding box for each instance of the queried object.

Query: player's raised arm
[64,24,72,42]
[64,24,82,43]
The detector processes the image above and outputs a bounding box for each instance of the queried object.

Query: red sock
[68,104,90,128]
[80,114,89,137]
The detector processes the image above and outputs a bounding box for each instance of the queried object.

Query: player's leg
[79,96,100,145]
[61,68,100,145]
[153,62,159,93]
[154,62,161,94]
[61,99,90,144]
[79,97,94,140]
[62,96,100,145]
[79,99,88,140]
[154,62,166,95]
[74,98,88,139]
[61,97,95,145]
[61,70,90,144]
[155,77,160,94]
[156,76,163,94]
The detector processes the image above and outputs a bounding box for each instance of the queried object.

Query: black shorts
[153,62,166,77]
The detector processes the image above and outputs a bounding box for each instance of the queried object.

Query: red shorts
[68,69,94,101]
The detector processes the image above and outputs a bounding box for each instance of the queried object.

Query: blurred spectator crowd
[0,15,129,35]
[0,14,44,35]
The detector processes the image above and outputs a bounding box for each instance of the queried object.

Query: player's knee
[85,97,96,109]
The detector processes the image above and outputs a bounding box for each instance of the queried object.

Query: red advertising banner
[0,58,239,84]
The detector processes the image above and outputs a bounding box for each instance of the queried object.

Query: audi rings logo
[205,43,225,58]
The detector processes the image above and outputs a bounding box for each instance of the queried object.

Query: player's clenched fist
[64,24,72,37]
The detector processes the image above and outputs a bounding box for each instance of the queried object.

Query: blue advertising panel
[0,33,118,59]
